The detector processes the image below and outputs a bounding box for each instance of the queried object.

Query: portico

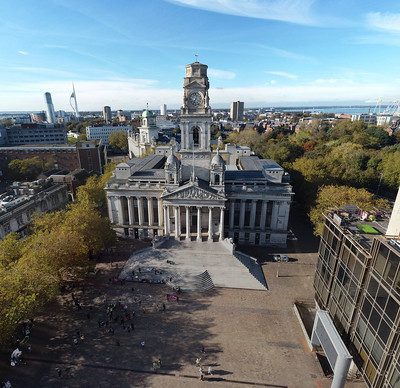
[162,204,224,241]
[161,179,226,241]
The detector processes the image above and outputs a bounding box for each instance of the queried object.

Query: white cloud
[168,0,319,26]
[17,50,28,56]
[265,71,297,80]
[366,12,400,33]
[208,68,236,79]
[11,66,79,78]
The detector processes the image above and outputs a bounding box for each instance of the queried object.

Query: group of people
[195,347,213,381]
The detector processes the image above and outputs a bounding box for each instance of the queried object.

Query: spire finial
[195,53,199,62]
[146,102,149,110]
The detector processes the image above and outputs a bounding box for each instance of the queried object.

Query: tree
[7,157,50,181]
[109,131,128,153]
[0,233,23,269]
[309,185,389,235]
[379,147,400,189]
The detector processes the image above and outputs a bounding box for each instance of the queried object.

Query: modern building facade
[160,104,167,116]
[230,101,244,121]
[105,61,293,246]
[313,189,400,387]
[4,123,67,145]
[86,125,131,146]
[0,179,68,239]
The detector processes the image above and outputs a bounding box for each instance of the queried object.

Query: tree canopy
[0,168,116,344]
[109,131,128,153]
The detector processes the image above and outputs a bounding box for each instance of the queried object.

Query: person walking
[207,366,213,375]
[199,367,204,381]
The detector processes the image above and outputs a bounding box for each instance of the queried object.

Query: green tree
[309,185,389,235]
[7,157,50,181]
[109,131,128,153]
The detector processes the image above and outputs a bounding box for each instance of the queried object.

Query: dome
[142,109,155,118]
[165,152,179,168]
[211,151,224,167]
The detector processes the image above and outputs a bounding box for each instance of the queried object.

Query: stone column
[127,197,134,225]
[260,201,267,230]
[239,200,245,229]
[164,206,169,235]
[197,206,202,241]
[250,200,257,229]
[138,197,144,226]
[219,207,225,240]
[116,196,124,225]
[229,200,235,229]
[148,197,154,226]
[208,207,213,241]
[107,196,113,222]
[158,198,163,227]
[271,201,279,229]
[174,206,180,239]
[185,206,190,240]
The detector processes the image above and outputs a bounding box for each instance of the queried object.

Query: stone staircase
[192,270,215,292]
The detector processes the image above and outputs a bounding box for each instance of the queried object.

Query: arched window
[192,126,200,147]
[215,174,220,185]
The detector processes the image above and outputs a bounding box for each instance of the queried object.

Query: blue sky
[1,0,400,111]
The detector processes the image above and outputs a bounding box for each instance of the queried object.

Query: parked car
[273,254,289,262]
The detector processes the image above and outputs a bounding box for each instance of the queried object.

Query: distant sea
[0,105,386,117]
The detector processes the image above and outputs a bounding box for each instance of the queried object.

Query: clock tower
[180,61,212,151]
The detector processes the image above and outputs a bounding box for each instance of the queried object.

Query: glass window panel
[374,246,387,277]
[353,261,363,281]
[385,251,399,285]
[349,279,357,300]
[371,341,383,365]
[363,327,375,351]
[356,316,367,340]
[389,367,400,388]
[377,319,391,344]
[347,255,356,272]
[376,286,389,311]
[370,308,381,331]
[385,296,399,323]
[367,277,379,299]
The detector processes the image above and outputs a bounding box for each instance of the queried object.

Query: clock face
[189,92,202,107]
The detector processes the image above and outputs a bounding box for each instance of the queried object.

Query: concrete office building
[313,188,400,387]
[103,106,112,123]
[44,92,56,124]
[4,123,67,145]
[86,125,131,146]
[106,61,293,246]
[230,101,244,121]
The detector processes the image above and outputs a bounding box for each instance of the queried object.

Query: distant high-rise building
[103,106,112,123]
[230,101,244,121]
[69,83,80,119]
[44,92,56,124]
[160,104,167,116]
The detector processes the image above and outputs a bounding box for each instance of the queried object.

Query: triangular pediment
[161,183,225,201]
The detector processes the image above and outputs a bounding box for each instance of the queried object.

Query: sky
[1,0,400,111]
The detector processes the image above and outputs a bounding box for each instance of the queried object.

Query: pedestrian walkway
[120,240,267,291]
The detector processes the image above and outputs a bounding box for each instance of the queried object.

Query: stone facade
[105,61,293,247]
[0,179,68,239]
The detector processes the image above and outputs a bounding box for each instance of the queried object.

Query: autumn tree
[309,185,389,235]
[109,130,129,153]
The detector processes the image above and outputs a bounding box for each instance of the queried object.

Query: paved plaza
[120,240,266,291]
[0,231,365,387]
